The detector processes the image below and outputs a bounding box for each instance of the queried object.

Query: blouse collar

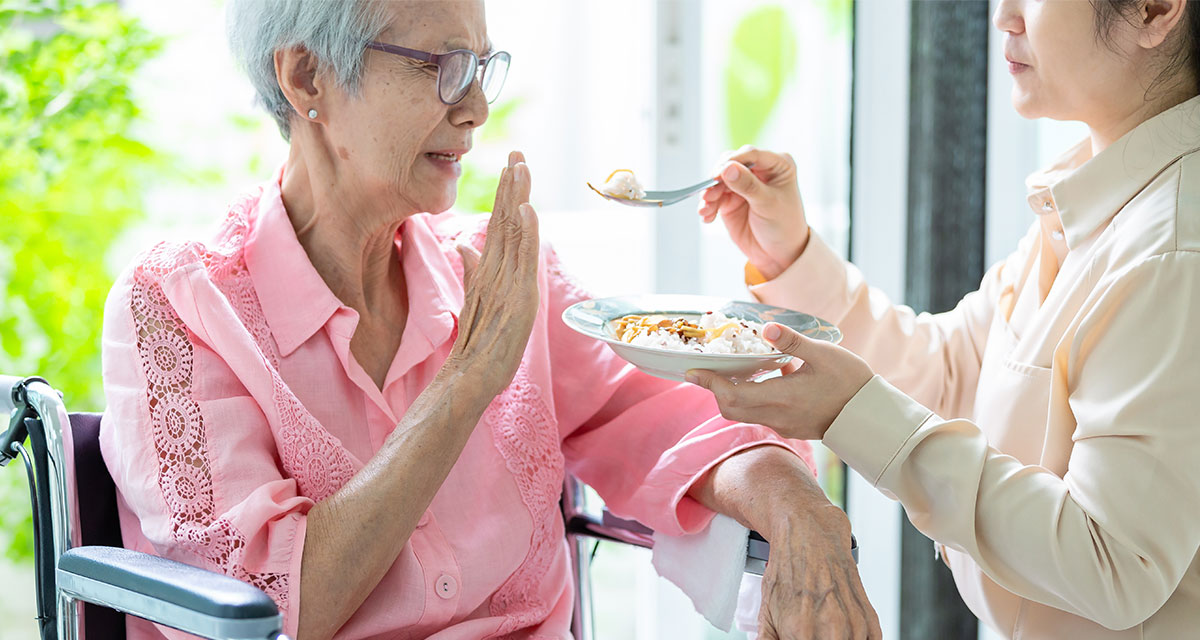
[1025,94,1200,249]
[243,166,466,360]
[243,167,342,357]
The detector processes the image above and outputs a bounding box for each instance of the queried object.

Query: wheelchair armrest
[743,531,858,575]
[565,508,655,549]
[57,546,283,640]
[575,512,855,576]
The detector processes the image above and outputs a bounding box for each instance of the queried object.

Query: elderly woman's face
[324,0,490,216]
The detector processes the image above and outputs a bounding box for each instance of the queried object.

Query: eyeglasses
[366,41,511,106]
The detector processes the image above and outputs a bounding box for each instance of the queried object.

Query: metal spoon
[586,163,753,208]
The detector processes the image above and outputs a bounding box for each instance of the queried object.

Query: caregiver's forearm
[689,445,848,542]
[297,367,492,640]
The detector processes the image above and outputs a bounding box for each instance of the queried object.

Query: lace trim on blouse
[132,247,291,607]
[129,190,359,610]
[485,363,565,636]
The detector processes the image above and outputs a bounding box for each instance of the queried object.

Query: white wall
[847,1,910,638]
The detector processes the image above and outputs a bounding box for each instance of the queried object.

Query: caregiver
[689,0,1200,638]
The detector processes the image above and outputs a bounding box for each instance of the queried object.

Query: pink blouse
[100,170,812,640]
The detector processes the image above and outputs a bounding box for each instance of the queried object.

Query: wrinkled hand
[759,507,881,639]
[448,151,540,397]
[697,146,810,281]
[685,323,873,441]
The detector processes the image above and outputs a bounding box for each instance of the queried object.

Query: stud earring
[307,108,318,119]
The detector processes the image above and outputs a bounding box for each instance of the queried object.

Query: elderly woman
[99,1,876,639]
[691,0,1200,638]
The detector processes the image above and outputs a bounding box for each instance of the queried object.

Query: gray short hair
[226,0,390,139]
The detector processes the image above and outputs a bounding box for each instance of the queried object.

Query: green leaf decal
[724,5,797,148]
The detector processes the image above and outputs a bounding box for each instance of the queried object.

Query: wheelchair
[2,374,798,640]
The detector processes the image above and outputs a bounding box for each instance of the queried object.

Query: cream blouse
[750,95,1200,639]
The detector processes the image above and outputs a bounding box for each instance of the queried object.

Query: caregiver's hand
[449,151,540,397]
[697,146,810,281]
[685,323,873,441]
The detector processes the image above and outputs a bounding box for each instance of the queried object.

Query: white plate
[562,294,842,382]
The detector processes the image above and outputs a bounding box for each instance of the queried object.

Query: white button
[1051,230,1064,240]
[1042,201,1054,211]
[435,574,458,599]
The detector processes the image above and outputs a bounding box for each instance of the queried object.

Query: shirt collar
[243,166,342,357]
[395,212,466,355]
[1025,94,1200,249]
[243,167,469,360]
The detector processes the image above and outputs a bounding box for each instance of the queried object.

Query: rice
[612,311,776,355]
[599,169,646,200]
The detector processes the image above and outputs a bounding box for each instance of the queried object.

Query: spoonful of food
[586,166,750,208]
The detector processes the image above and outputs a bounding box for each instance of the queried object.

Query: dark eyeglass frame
[365,41,511,105]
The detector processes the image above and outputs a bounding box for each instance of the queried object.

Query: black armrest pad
[600,509,654,536]
[58,546,278,620]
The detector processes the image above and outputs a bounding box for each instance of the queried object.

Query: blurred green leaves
[723,5,797,148]
[0,0,162,563]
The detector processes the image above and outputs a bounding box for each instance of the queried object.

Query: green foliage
[0,0,163,563]
[723,5,797,148]
[455,97,523,214]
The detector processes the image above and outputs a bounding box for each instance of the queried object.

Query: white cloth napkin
[735,572,764,638]
[651,513,749,631]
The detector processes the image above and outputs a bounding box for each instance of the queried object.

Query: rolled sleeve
[100,266,314,637]
[281,514,306,638]
[644,423,806,534]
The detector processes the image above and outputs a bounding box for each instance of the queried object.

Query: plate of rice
[562,294,842,381]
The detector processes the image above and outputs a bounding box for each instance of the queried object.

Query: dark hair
[1092,0,1200,98]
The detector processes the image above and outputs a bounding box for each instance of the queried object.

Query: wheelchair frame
[2,376,284,640]
[2,375,79,640]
